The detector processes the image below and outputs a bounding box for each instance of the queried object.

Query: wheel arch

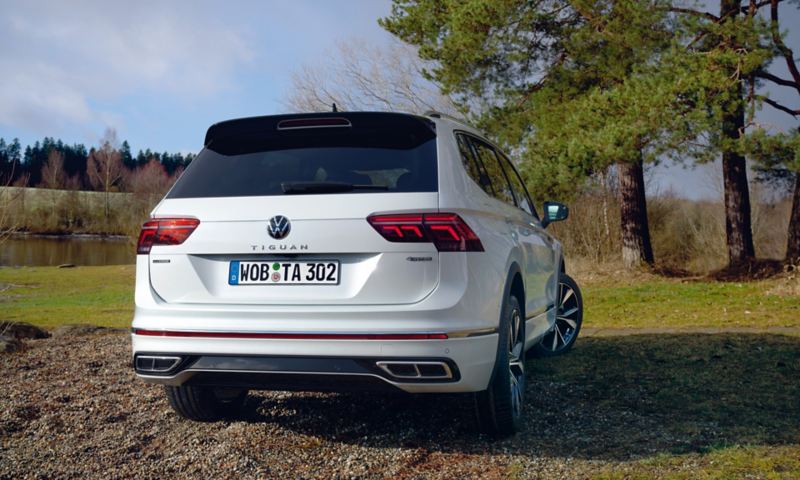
[502,262,525,320]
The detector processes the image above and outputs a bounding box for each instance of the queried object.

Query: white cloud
[0,0,255,135]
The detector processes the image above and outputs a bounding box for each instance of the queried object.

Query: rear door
[468,136,555,316]
[146,113,441,306]
[493,150,558,313]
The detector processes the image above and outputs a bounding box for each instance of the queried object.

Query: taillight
[137,218,200,254]
[277,117,352,130]
[367,213,484,252]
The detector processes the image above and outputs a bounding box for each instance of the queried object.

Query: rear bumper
[131,332,498,393]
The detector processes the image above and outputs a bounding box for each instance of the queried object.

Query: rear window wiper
[281,181,389,194]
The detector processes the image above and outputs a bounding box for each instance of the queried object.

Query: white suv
[131,112,583,435]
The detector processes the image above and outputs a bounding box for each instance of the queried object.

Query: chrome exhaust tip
[135,355,183,373]
[375,361,453,380]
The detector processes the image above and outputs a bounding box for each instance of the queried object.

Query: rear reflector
[277,117,352,130]
[132,329,448,340]
[367,213,484,252]
[137,218,200,254]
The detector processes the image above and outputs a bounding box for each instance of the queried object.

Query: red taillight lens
[367,213,484,252]
[137,218,200,254]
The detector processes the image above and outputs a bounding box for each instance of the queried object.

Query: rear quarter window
[455,133,493,197]
[470,139,515,206]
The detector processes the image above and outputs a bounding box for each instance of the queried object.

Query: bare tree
[86,128,125,219]
[285,38,460,116]
[39,150,66,190]
[0,150,28,244]
[39,150,67,217]
[0,175,16,244]
[126,158,171,198]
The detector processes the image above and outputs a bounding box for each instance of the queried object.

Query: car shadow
[239,333,800,461]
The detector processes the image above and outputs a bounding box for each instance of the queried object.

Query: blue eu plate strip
[229,261,240,285]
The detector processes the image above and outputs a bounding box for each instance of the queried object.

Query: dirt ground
[1,331,798,479]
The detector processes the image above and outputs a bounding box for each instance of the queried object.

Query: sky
[0,0,798,200]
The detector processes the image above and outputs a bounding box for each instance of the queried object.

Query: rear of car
[131,113,503,404]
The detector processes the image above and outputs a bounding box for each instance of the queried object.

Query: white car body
[131,112,562,396]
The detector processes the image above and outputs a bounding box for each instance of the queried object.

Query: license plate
[229,260,340,285]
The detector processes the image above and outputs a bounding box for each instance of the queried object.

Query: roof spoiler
[203,112,435,148]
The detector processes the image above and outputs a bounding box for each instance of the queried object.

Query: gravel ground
[1,332,796,479]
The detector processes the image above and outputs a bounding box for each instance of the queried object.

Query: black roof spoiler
[203,112,435,148]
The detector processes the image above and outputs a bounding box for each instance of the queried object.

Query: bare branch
[86,128,125,219]
[770,0,800,93]
[755,71,800,94]
[667,7,719,22]
[759,95,800,116]
[742,0,782,14]
[284,38,459,116]
[0,164,24,243]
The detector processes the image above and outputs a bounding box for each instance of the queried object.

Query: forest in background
[0,129,190,238]
[0,132,192,189]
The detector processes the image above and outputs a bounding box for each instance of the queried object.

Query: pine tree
[382,0,794,269]
[381,1,688,267]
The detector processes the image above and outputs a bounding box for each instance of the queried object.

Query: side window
[471,139,515,206]
[498,151,537,218]
[455,134,493,197]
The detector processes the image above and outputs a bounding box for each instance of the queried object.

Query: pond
[1,235,135,267]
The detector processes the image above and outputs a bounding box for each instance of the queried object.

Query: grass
[609,445,800,479]
[0,264,798,330]
[582,274,800,329]
[0,265,134,328]
[523,334,800,478]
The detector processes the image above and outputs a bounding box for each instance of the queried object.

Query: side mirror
[541,201,568,228]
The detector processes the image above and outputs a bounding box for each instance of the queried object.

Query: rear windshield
[168,126,437,198]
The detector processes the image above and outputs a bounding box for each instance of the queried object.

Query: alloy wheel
[540,281,580,353]
[508,307,525,420]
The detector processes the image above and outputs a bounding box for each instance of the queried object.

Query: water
[1,235,135,267]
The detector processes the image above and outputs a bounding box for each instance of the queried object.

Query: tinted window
[471,139,515,206]
[455,134,493,196]
[498,152,536,217]
[168,129,437,198]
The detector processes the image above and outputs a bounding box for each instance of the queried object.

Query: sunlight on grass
[0,265,134,328]
[581,275,800,329]
[530,334,800,479]
[1,265,798,330]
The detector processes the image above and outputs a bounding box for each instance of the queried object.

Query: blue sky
[0,0,798,199]
[0,0,393,154]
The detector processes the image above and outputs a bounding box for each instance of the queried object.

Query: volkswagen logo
[267,215,291,240]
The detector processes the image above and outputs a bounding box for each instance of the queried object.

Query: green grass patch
[0,265,797,330]
[582,275,800,329]
[527,334,800,478]
[0,265,134,328]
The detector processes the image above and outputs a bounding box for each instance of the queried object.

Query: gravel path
[2,331,796,479]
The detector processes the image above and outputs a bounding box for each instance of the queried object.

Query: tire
[164,385,248,421]
[531,273,583,357]
[474,294,525,437]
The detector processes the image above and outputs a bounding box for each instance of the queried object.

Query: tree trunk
[617,157,654,268]
[720,0,756,266]
[786,174,800,263]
